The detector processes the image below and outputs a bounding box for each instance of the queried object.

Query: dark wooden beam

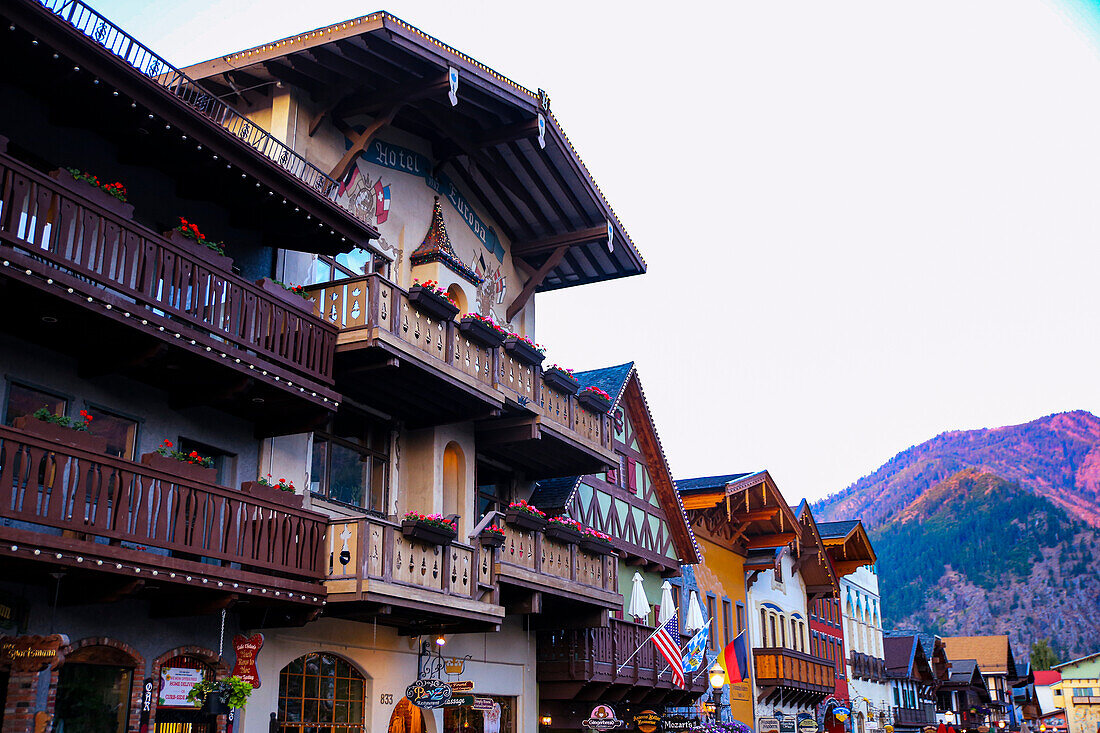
[513,225,609,258]
[506,245,568,320]
[341,74,450,117]
[425,115,536,208]
[329,105,403,182]
[745,532,797,549]
[262,61,322,99]
[475,118,540,149]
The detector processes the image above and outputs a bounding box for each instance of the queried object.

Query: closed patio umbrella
[628,572,651,621]
[685,589,705,632]
[658,580,676,625]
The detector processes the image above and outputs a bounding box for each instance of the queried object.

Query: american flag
[652,616,684,688]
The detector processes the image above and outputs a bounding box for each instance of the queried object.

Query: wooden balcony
[324,515,505,634]
[494,523,622,620]
[306,275,616,478]
[753,647,835,705]
[537,617,709,707]
[0,423,328,624]
[892,705,938,727]
[0,149,341,432]
[1071,697,1100,705]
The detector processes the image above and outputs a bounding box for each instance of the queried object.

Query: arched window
[443,442,466,537]
[55,643,141,733]
[278,653,366,731]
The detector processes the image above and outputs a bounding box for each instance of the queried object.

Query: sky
[91,0,1100,504]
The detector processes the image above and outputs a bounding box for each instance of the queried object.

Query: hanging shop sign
[232,633,264,689]
[471,697,497,711]
[635,710,661,733]
[448,680,475,693]
[662,716,694,732]
[440,695,476,707]
[444,656,468,675]
[139,677,154,728]
[406,678,453,709]
[159,667,206,707]
[759,717,781,733]
[0,634,67,672]
[780,717,797,733]
[834,708,851,724]
[798,714,820,733]
[583,704,624,731]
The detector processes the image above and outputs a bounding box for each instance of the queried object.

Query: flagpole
[615,624,667,674]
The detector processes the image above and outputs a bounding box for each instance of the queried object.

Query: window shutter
[626,458,637,493]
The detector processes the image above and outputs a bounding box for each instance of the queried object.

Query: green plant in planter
[32,406,93,432]
[186,675,253,710]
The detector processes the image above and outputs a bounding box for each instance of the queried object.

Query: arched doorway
[388,697,425,733]
[154,654,218,733]
[277,652,366,731]
[443,442,466,537]
[55,643,141,733]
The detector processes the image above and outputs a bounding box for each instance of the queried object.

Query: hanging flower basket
[49,168,134,219]
[542,365,580,395]
[479,525,506,548]
[503,335,546,366]
[504,500,547,531]
[409,281,460,321]
[580,529,616,555]
[544,516,585,544]
[13,413,107,454]
[187,676,252,714]
[255,278,315,313]
[578,386,613,414]
[458,314,507,347]
[401,513,458,546]
[241,476,303,509]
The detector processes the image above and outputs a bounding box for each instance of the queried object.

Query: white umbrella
[658,581,676,625]
[685,589,705,632]
[628,572,651,620]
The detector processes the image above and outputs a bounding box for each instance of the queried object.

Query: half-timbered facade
[530,363,707,730]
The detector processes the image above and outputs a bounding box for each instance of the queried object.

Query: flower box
[401,518,457,546]
[408,285,460,321]
[163,229,234,273]
[479,529,506,548]
[140,452,217,484]
[503,336,546,366]
[13,415,108,454]
[504,508,548,532]
[255,278,315,313]
[542,367,580,395]
[545,523,584,545]
[580,537,616,555]
[578,390,613,414]
[240,481,304,509]
[458,316,506,348]
[49,168,134,219]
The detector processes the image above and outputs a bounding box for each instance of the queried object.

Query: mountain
[814,411,1100,657]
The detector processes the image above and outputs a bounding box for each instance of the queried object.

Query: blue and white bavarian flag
[682,624,710,674]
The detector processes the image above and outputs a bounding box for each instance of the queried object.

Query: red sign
[232,634,263,689]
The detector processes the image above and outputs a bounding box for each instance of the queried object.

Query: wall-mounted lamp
[540,715,552,726]
[434,633,446,647]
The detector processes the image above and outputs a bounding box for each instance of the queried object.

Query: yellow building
[678,471,804,727]
[1051,653,1100,733]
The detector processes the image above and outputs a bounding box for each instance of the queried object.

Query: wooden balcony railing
[325,515,491,602]
[0,150,339,401]
[0,424,328,598]
[495,522,619,605]
[306,274,613,454]
[753,647,835,694]
[892,705,938,726]
[537,617,709,694]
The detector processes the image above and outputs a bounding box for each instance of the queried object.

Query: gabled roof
[816,519,876,578]
[530,363,700,565]
[942,636,1017,676]
[182,12,646,291]
[1053,651,1100,671]
[676,470,803,556]
[884,635,919,677]
[816,520,860,539]
[1033,670,1061,686]
[676,473,757,493]
[795,501,841,599]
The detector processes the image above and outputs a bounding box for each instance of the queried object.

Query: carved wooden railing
[537,618,708,693]
[753,647,835,692]
[0,424,328,585]
[325,514,486,602]
[0,150,339,393]
[892,706,938,726]
[306,274,612,452]
[495,523,618,594]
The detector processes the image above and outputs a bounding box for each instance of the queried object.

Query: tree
[1031,639,1058,670]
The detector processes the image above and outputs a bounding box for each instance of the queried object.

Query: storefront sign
[834,708,851,724]
[406,679,452,709]
[448,680,474,693]
[0,634,67,672]
[231,633,263,689]
[635,710,661,733]
[661,716,694,732]
[444,657,467,675]
[583,704,624,731]
[758,717,781,733]
[471,697,497,711]
[780,717,797,733]
[798,714,819,733]
[159,667,206,707]
[440,695,475,707]
[139,677,154,729]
